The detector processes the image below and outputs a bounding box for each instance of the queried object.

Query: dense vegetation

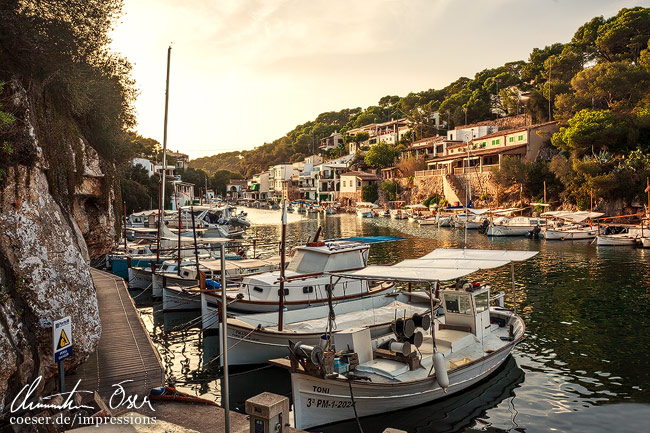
[492,7,650,208]
[194,7,650,209]
[2,2,648,212]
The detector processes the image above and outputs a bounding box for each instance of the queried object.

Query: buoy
[433,350,449,390]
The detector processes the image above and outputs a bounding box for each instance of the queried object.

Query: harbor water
[131,209,650,432]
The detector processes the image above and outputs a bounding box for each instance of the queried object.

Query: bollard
[245,392,289,433]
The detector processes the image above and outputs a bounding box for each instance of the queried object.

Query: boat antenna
[313,225,322,243]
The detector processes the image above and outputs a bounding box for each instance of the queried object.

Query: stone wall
[0,81,116,412]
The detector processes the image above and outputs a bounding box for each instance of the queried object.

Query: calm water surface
[133,209,650,432]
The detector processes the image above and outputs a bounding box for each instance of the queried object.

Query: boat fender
[433,350,449,391]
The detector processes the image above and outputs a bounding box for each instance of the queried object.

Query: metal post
[123,202,127,251]
[191,206,200,277]
[177,206,182,275]
[278,199,287,331]
[59,361,65,394]
[510,263,517,314]
[219,242,230,433]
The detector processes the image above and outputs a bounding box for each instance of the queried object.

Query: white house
[132,157,156,177]
[170,180,194,210]
[319,131,344,152]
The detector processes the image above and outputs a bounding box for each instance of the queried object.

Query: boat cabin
[286,241,369,274]
[438,284,492,344]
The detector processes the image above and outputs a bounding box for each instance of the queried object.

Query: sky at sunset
[110,0,649,159]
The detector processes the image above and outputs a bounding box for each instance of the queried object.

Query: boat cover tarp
[333,248,537,282]
[332,236,406,244]
[541,211,604,222]
[422,248,538,262]
[280,300,428,332]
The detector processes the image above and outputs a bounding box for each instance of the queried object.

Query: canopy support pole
[510,263,517,314]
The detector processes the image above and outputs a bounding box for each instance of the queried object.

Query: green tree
[364,142,399,168]
[551,109,631,156]
[571,61,649,110]
[381,180,399,201]
[361,183,379,203]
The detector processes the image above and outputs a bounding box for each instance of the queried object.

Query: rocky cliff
[0,80,117,413]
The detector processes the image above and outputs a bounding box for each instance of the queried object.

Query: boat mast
[278,198,287,331]
[161,45,171,212]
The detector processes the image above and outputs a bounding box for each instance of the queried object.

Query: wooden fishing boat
[270,248,537,430]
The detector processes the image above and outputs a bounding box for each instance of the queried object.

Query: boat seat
[434,329,477,353]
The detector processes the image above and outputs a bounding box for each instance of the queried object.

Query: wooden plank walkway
[77,268,164,399]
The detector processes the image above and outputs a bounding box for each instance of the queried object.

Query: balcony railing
[415,168,448,177]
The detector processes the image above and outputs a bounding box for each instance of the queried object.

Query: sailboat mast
[161,46,171,212]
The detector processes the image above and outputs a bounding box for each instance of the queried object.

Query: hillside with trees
[193,7,650,210]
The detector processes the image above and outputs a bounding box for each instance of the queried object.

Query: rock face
[0,81,117,413]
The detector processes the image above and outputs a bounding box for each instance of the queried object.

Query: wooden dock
[77,268,164,399]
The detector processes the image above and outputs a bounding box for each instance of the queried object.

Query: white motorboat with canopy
[541,211,604,240]
[356,202,378,218]
[485,208,545,237]
[270,248,537,430]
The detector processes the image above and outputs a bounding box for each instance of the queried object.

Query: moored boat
[270,247,538,430]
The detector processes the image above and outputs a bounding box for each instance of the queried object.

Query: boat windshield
[286,250,328,273]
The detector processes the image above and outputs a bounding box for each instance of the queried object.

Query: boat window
[302,286,314,294]
[253,286,264,293]
[182,270,190,277]
[474,292,489,313]
[277,288,290,296]
[445,293,472,314]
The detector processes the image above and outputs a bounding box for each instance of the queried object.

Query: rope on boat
[347,378,365,433]
[199,327,260,371]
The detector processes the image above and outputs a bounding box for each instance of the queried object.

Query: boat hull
[162,286,201,311]
[291,345,514,430]
[544,228,597,240]
[596,235,637,246]
[128,267,153,290]
[487,225,536,237]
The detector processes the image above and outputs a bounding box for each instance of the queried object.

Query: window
[509,137,514,143]
[357,181,361,187]
[253,286,264,293]
[475,292,489,313]
[445,293,472,314]
[343,181,346,187]
[518,135,524,141]
[302,286,314,294]
[277,288,289,296]
[495,139,500,144]
[491,140,496,145]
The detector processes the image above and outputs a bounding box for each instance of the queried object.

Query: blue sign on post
[53,316,73,362]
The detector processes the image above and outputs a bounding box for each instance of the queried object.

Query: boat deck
[77,269,165,399]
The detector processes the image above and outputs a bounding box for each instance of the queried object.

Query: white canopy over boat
[332,248,538,282]
[490,207,523,215]
[356,202,379,208]
[406,204,428,209]
[467,208,491,215]
[541,211,604,223]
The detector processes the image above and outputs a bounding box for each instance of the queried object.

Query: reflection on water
[134,211,650,432]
